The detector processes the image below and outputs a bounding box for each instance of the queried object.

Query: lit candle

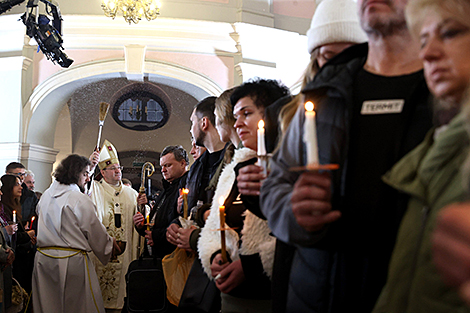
[182,188,189,219]
[219,196,228,264]
[146,214,150,231]
[12,211,16,223]
[303,101,319,165]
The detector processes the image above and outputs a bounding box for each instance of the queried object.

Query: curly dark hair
[53,154,91,185]
[230,78,290,110]
[1,174,22,220]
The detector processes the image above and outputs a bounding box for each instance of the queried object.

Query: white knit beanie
[306,0,368,54]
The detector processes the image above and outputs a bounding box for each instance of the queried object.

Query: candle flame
[31,216,35,222]
[258,119,265,129]
[305,101,314,112]
[182,188,189,195]
[219,196,225,206]
[13,210,15,214]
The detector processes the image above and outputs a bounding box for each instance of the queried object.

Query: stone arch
[25,58,224,148]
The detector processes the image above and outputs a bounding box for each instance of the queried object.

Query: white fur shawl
[198,147,276,279]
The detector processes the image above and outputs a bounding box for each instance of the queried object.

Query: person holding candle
[166,97,227,254]
[260,0,435,311]
[0,179,15,313]
[371,0,470,311]
[168,97,227,313]
[259,2,369,311]
[0,174,35,311]
[133,145,188,259]
[5,163,39,300]
[5,163,38,228]
[198,78,289,313]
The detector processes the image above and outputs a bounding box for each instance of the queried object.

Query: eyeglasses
[104,166,123,171]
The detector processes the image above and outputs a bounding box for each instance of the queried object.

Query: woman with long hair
[0,174,35,311]
[264,0,368,154]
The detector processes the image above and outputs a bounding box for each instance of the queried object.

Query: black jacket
[185,145,227,210]
[20,184,38,224]
[262,43,433,313]
[138,172,188,259]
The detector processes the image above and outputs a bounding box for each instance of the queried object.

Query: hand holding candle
[27,216,36,230]
[303,101,319,165]
[182,188,189,219]
[219,196,228,264]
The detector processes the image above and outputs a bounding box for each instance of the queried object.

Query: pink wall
[273,0,316,19]
[146,51,234,90]
[33,50,125,89]
[32,49,234,91]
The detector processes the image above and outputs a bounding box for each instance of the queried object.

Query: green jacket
[373,112,470,313]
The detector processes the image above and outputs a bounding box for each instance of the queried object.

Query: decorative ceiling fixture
[101,0,161,24]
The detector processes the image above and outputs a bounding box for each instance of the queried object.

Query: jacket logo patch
[361,99,404,115]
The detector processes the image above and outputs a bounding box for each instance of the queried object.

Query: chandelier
[101,0,161,24]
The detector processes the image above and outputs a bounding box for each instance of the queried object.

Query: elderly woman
[372,0,470,312]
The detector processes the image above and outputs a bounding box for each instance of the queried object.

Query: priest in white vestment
[88,140,145,312]
[32,154,119,313]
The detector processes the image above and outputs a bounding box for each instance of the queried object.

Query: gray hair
[25,170,34,178]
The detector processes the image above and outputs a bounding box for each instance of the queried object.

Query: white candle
[13,210,16,223]
[303,101,319,165]
[257,119,266,156]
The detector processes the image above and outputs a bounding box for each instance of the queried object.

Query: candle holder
[257,153,273,177]
[144,222,154,229]
[289,163,339,172]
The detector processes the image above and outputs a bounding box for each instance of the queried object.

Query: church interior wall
[0,0,313,192]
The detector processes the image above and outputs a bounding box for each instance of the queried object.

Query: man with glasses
[88,140,146,313]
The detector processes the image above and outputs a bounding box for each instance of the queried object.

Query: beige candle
[182,188,189,219]
[219,196,228,264]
